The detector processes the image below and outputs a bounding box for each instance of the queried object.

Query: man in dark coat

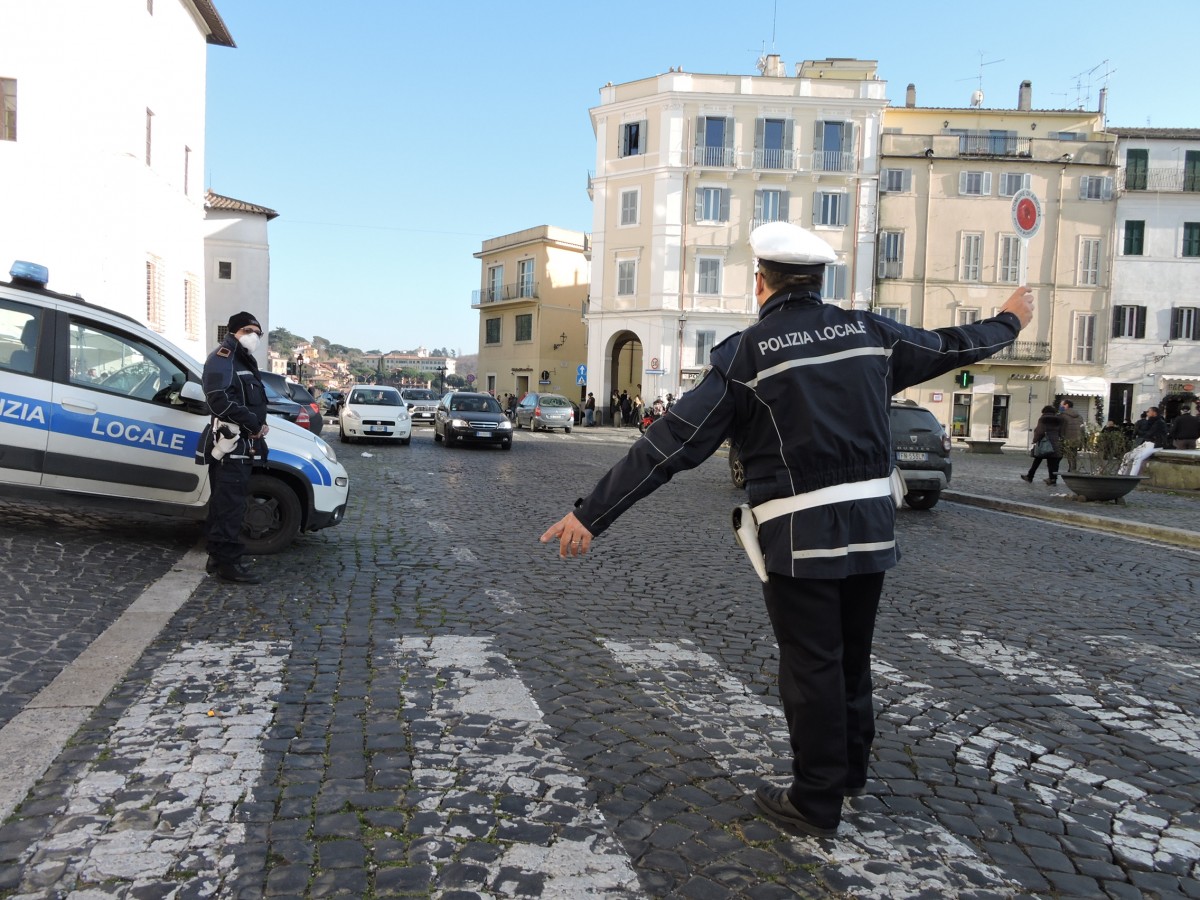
[540,222,1034,837]
[1169,406,1200,449]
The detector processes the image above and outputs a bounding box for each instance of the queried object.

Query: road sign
[1011,189,1042,239]
[650,357,660,369]
[466,373,475,383]
[576,364,587,386]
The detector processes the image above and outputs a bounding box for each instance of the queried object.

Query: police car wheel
[241,474,303,555]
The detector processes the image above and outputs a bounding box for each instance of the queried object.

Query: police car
[0,261,349,553]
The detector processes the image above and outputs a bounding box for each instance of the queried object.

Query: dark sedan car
[259,377,310,430]
[433,392,513,450]
[261,372,323,434]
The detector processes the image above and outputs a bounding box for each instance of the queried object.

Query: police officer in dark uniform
[542,222,1035,837]
[202,311,269,584]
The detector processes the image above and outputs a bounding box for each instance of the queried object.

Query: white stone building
[1107,128,1200,422]
[0,0,234,361]
[203,190,277,365]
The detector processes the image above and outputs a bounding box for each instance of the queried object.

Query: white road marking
[426,520,451,534]
[603,639,1016,899]
[451,546,477,562]
[485,588,522,615]
[915,631,1200,871]
[11,641,287,896]
[395,636,643,898]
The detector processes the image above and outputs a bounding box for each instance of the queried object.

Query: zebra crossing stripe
[394,636,643,897]
[11,641,287,896]
[914,631,1200,869]
[603,639,1017,899]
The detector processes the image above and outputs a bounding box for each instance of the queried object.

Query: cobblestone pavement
[0,424,1197,899]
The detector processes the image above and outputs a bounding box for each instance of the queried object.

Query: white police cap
[750,222,836,271]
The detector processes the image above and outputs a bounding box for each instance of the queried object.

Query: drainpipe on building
[919,153,934,328]
[1045,162,1066,405]
[676,119,691,399]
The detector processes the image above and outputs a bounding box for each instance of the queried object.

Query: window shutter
[620,126,628,158]
[1078,178,1089,200]
[1135,306,1147,339]
[694,117,705,160]
[719,188,730,221]
[1112,306,1122,337]
[1022,172,1031,190]
[878,247,886,279]
[754,117,765,154]
[813,120,824,151]
[959,171,969,194]
[897,233,905,271]
[982,172,993,195]
[1171,308,1183,341]
[836,265,848,299]
[1102,176,1114,200]
[902,169,912,192]
[754,190,764,222]
[783,118,794,153]
[837,194,848,226]
[694,187,703,222]
[780,190,790,222]
[723,117,734,163]
[811,193,821,226]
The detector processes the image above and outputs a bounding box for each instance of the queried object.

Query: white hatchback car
[338,385,412,444]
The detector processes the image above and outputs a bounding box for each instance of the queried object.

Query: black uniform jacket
[202,334,269,457]
[573,289,1021,580]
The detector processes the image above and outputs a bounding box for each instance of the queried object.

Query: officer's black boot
[216,562,261,584]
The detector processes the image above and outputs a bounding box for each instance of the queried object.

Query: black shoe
[1044,478,1057,485]
[845,785,866,798]
[752,786,838,837]
[1020,474,1033,483]
[205,555,218,574]
[216,563,261,584]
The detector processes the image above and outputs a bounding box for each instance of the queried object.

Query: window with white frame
[695,115,733,167]
[1073,313,1096,362]
[694,329,716,365]
[960,233,982,281]
[183,276,199,341]
[616,259,636,296]
[878,230,904,279]
[754,117,794,169]
[695,186,729,223]
[1079,175,1113,200]
[1112,305,1146,339]
[755,188,789,226]
[0,78,14,141]
[619,189,639,226]
[1171,307,1200,340]
[880,168,912,193]
[876,306,908,325]
[956,307,981,325]
[958,171,992,196]
[998,172,1030,196]
[1079,238,1101,286]
[487,264,503,301]
[517,259,534,297]
[998,235,1020,283]
[696,258,721,295]
[813,192,847,227]
[619,120,646,158]
[217,260,233,280]
[822,264,848,301]
[145,257,164,331]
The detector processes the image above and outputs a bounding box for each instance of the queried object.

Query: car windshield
[451,395,502,413]
[351,389,402,406]
[402,389,439,401]
[539,396,570,407]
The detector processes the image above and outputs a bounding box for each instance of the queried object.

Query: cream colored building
[472,226,590,401]
[878,81,1116,445]
[586,57,887,419]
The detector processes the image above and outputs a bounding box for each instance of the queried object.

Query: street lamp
[295,352,304,385]
[437,365,446,395]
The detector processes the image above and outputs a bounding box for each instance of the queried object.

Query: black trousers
[206,459,252,564]
[763,570,885,828]
[1026,455,1061,481]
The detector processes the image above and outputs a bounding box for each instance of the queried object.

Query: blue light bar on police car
[10,261,49,286]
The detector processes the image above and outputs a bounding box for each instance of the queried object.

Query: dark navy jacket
[201,334,268,457]
[573,289,1021,579]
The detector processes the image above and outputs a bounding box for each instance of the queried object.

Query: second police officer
[542,222,1034,837]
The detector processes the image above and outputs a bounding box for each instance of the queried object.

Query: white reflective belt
[751,476,892,525]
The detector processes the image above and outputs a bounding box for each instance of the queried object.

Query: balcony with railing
[471,280,539,306]
[989,340,1051,363]
[813,150,856,172]
[693,145,737,168]
[1119,166,1200,193]
[753,148,796,169]
[957,135,1033,158]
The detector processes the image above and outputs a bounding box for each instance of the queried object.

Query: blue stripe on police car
[52,404,197,457]
[0,392,52,430]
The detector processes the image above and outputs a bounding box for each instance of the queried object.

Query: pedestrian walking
[585,392,596,427]
[201,311,270,584]
[1021,405,1064,485]
[1058,399,1084,472]
[540,222,1034,837]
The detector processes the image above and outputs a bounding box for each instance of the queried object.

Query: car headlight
[498,419,513,430]
[314,436,338,463]
[451,417,468,428]
[343,408,360,421]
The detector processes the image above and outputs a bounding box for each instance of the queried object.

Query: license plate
[368,426,388,433]
[476,431,491,438]
[896,451,926,462]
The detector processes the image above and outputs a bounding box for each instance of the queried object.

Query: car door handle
[60,397,99,414]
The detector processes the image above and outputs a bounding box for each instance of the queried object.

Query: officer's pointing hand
[540,512,593,558]
[1000,286,1035,329]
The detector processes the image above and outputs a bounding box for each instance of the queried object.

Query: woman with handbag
[1022,405,1064,485]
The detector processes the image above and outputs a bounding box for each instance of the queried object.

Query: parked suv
[398,387,440,426]
[0,260,350,553]
[726,398,951,510]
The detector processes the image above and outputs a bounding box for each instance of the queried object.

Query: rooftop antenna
[956,51,1004,107]
[753,0,779,73]
[1071,59,1115,110]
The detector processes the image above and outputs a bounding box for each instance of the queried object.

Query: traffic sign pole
[1010,189,1042,287]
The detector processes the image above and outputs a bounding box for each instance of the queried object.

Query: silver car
[515,392,574,433]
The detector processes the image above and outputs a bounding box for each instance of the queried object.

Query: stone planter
[1060,473,1145,504]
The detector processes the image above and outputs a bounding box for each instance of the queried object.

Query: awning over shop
[1056,375,1108,396]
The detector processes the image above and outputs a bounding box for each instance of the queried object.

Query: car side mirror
[179,380,208,413]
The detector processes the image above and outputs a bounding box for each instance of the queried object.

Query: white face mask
[238,332,261,353]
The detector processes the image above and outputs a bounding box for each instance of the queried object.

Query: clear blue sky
[204,0,1196,356]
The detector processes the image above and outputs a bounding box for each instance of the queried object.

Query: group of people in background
[606,388,676,430]
[1023,398,1200,485]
